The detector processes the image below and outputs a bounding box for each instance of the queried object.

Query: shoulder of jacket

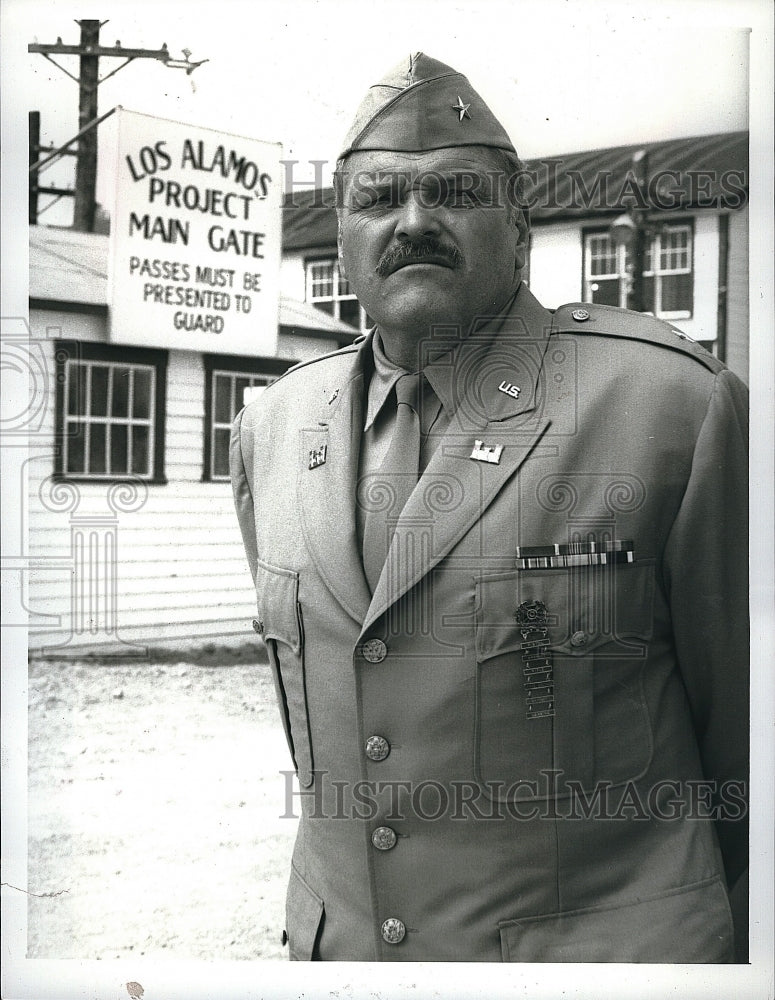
[550,302,726,374]
[267,338,364,390]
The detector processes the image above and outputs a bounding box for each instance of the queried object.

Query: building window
[583,222,693,319]
[55,341,167,482]
[305,257,371,332]
[203,354,293,481]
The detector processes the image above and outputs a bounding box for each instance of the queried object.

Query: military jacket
[230,284,749,962]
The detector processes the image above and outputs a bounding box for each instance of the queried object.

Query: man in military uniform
[230,53,748,962]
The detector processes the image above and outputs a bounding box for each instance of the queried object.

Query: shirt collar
[363,283,523,431]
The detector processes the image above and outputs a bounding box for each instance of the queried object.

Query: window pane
[313,300,334,316]
[588,235,617,276]
[66,421,85,473]
[133,369,152,420]
[660,273,692,313]
[132,425,150,475]
[589,278,620,307]
[339,299,361,329]
[110,424,128,475]
[90,365,109,416]
[214,374,233,423]
[213,428,231,477]
[90,423,107,474]
[337,271,351,296]
[111,367,130,417]
[67,363,87,416]
[641,276,656,313]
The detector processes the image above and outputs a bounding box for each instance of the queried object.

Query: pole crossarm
[28,42,171,61]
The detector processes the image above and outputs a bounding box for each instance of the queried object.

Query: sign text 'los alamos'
[109,108,281,356]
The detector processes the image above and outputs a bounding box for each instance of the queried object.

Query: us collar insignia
[452,96,471,122]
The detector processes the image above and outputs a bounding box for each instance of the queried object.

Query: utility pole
[29,22,208,232]
[29,111,40,225]
[73,19,100,232]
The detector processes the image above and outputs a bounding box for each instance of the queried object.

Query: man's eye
[352,188,398,210]
[441,185,480,208]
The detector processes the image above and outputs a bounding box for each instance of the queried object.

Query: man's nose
[395,191,441,240]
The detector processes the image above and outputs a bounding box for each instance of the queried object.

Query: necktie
[361,372,422,593]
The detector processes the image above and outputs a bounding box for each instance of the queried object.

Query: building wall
[25,311,285,656]
[526,222,583,307]
[280,251,308,300]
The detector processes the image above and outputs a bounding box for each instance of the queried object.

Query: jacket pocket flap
[498,876,733,962]
[286,864,324,961]
[476,560,655,660]
[255,557,302,654]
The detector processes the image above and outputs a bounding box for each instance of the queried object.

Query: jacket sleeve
[662,366,749,957]
[230,406,259,585]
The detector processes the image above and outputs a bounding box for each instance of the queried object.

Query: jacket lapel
[363,285,554,635]
[298,342,372,626]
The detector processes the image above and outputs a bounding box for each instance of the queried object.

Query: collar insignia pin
[470,439,504,464]
[452,96,471,122]
[498,380,521,399]
[308,444,327,470]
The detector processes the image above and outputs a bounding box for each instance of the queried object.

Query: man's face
[338,147,527,347]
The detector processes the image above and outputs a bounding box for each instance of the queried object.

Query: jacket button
[281,929,288,946]
[571,307,590,322]
[365,735,390,761]
[371,826,398,850]
[252,618,264,634]
[361,638,387,663]
[381,917,406,944]
[570,630,588,647]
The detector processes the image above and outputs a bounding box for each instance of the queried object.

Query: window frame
[304,253,371,333]
[581,219,694,320]
[54,340,168,484]
[202,353,293,482]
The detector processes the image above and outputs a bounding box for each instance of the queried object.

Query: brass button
[365,735,390,761]
[381,917,406,944]
[570,630,588,647]
[361,638,387,663]
[371,826,398,851]
[252,618,264,634]
[571,307,590,322]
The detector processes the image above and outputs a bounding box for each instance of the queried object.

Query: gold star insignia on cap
[452,96,471,122]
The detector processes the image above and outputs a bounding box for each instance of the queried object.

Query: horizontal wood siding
[26,336,261,656]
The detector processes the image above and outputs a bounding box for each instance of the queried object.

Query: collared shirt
[356,331,463,553]
[356,284,523,554]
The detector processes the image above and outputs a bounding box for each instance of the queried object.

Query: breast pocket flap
[476,560,655,660]
[255,557,302,655]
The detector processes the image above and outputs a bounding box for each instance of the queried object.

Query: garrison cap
[339,52,517,158]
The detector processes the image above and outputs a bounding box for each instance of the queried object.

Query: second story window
[305,257,371,332]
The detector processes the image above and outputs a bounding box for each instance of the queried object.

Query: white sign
[108,108,281,356]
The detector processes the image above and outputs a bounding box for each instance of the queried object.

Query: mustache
[375,238,463,277]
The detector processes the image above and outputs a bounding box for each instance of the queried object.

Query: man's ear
[337,216,347,279]
[513,206,530,274]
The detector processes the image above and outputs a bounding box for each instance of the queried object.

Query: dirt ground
[26,649,298,961]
